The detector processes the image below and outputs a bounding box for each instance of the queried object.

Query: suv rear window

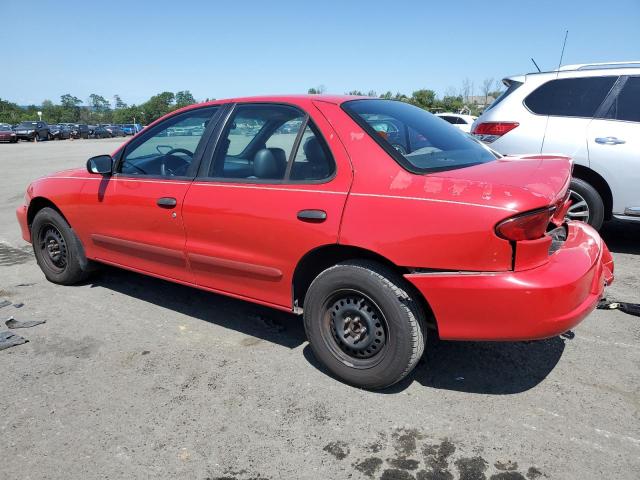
[485,80,522,112]
[524,76,617,117]
[343,99,497,174]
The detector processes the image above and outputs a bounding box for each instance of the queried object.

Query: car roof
[505,60,640,84]
[176,94,365,112]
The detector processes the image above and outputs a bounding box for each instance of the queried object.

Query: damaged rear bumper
[405,222,614,341]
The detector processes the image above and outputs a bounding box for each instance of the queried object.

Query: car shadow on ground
[92,266,567,395]
[304,333,567,395]
[89,266,308,349]
[600,220,640,255]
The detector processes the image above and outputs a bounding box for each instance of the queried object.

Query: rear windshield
[342,99,497,173]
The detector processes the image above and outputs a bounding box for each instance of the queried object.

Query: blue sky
[1,0,639,106]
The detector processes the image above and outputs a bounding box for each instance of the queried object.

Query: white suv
[472,61,640,230]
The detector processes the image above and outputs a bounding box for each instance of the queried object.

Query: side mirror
[86,155,113,175]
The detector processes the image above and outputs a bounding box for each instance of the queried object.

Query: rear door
[588,75,640,216]
[79,106,222,283]
[182,101,353,309]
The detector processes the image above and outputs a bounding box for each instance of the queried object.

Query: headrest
[254,148,283,179]
[303,136,325,165]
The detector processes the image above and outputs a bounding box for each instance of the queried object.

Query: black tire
[32,133,38,142]
[32,207,91,285]
[303,260,426,389]
[568,178,605,230]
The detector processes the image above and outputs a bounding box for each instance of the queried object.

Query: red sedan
[16,96,614,389]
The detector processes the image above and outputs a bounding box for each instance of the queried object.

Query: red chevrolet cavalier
[16,96,614,389]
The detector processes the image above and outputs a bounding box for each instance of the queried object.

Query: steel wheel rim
[320,289,389,368]
[38,224,68,273]
[566,189,590,222]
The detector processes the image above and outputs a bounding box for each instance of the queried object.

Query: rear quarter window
[524,76,617,117]
[343,99,497,174]
[603,76,640,123]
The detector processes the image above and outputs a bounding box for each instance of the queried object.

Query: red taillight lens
[472,122,519,137]
[496,208,554,241]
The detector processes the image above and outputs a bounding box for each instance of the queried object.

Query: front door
[80,105,220,283]
[182,102,353,309]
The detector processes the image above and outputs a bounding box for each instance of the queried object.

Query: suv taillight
[496,207,554,241]
[472,122,519,143]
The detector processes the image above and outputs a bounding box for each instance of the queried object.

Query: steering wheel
[160,148,194,176]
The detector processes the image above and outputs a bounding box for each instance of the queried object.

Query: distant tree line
[309,78,504,116]
[0,90,197,125]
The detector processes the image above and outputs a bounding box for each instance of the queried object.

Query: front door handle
[157,197,177,208]
[297,209,327,222]
[595,136,626,145]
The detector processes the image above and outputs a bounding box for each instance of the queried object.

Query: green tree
[0,98,25,124]
[60,94,82,108]
[59,94,82,122]
[410,89,437,110]
[89,94,110,112]
[113,94,127,109]
[439,95,464,113]
[307,85,326,94]
[140,92,175,123]
[175,90,196,108]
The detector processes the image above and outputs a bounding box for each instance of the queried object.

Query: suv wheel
[303,260,426,389]
[32,132,38,142]
[32,207,92,285]
[567,178,604,230]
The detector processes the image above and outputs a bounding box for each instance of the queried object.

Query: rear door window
[525,76,617,117]
[208,104,335,182]
[603,76,640,122]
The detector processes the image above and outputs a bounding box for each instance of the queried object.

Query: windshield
[18,122,38,127]
[0,125,11,131]
[342,99,497,173]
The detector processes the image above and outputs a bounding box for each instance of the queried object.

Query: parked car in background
[89,125,111,138]
[48,124,71,140]
[121,123,143,135]
[104,125,125,137]
[70,124,89,139]
[14,121,49,141]
[436,113,477,133]
[0,124,18,143]
[16,95,614,389]
[472,61,640,229]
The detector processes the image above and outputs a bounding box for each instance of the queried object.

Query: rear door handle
[595,136,626,145]
[297,209,327,222]
[157,197,177,208]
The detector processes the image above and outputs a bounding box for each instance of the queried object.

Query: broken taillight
[495,208,554,241]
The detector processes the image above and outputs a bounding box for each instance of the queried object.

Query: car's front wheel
[567,178,605,230]
[303,260,426,390]
[32,207,92,285]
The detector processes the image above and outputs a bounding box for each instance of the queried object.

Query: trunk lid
[435,154,572,213]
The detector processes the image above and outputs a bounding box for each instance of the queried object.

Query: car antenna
[557,30,569,70]
[531,58,541,73]
[542,30,569,153]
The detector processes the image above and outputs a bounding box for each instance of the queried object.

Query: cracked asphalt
[1,138,638,479]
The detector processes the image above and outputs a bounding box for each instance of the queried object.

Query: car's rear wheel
[32,207,91,285]
[567,178,604,230]
[303,260,426,389]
